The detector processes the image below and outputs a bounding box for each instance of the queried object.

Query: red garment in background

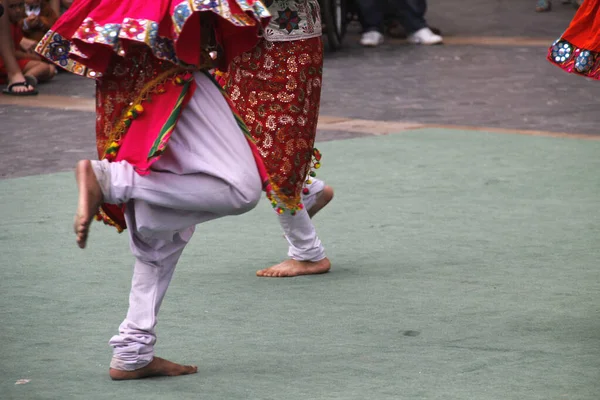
[559,0,600,52]
[547,0,600,80]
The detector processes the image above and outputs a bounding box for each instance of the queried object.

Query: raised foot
[74,160,103,249]
[308,185,334,218]
[109,357,198,380]
[256,257,331,278]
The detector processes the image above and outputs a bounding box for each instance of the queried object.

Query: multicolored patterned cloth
[547,0,600,80]
[226,37,323,213]
[263,0,322,41]
[36,0,271,76]
[36,0,272,231]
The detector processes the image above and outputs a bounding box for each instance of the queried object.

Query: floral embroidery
[227,38,323,213]
[276,8,301,33]
[46,33,69,66]
[122,19,144,40]
[35,31,97,77]
[575,50,595,73]
[36,0,271,75]
[547,38,600,80]
[264,0,321,41]
[550,40,573,64]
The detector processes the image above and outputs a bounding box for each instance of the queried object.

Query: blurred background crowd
[0,0,585,96]
[0,0,74,95]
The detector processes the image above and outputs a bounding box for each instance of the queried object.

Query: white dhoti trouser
[96,72,262,371]
[278,177,327,262]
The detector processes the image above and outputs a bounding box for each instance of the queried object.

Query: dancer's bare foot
[109,357,198,380]
[256,257,331,277]
[308,185,334,218]
[74,160,103,249]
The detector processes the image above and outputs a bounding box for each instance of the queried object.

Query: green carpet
[1,129,599,400]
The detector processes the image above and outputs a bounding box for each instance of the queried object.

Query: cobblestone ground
[0,0,596,179]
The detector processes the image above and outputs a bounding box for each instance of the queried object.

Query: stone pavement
[1,0,598,179]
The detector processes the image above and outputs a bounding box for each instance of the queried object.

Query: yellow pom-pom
[134,104,144,113]
[126,111,133,118]
[314,163,321,169]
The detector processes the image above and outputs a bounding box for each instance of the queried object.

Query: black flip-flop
[25,75,38,88]
[2,81,39,96]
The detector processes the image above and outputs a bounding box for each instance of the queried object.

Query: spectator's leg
[357,0,384,32]
[22,60,57,82]
[49,0,60,15]
[356,0,385,46]
[395,0,427,34]
[536,0,552,12]
[0,8,35,94]
[396,0,442,45]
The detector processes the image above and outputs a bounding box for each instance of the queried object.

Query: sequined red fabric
[35,0,271,76]
[94,47,195,231]
[547,0,600,80]
[226,37,323,210]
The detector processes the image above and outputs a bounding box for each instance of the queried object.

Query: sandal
[2,81,39,96]
[25,75,38,88]
[536,0,552,11]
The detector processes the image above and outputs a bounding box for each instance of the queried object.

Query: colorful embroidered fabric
[263,0,322,41]
[547,0,600,80]
[95,49,269,231]
[36,0,271,77]
[95,48,192,172]
[35,0,271,232]
[226,37,323,214]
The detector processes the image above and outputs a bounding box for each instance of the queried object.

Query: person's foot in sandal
[24,75,38,87]
[536,0,552,12]
[3,80,38,96]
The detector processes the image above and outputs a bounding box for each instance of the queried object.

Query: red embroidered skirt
[547,0,600,80]
[35,0,271,231]
[226,37,324,212]
[35,0,270,75]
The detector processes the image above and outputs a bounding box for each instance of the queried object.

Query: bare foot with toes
[74,160,103,249]
[308,185,334,218]
[256,257,331,277]
[109,357,198,380]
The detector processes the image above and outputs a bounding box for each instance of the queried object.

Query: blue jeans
[357,0,428,34]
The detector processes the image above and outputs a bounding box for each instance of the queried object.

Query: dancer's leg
[108,206,197,380]
[75,72,262,247]
[105,72,263,379]
[301,178,335,218]
[256,208,331,277]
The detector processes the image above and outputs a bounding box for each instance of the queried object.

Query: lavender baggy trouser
[93,72,262,371]
[283,178,327,262]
